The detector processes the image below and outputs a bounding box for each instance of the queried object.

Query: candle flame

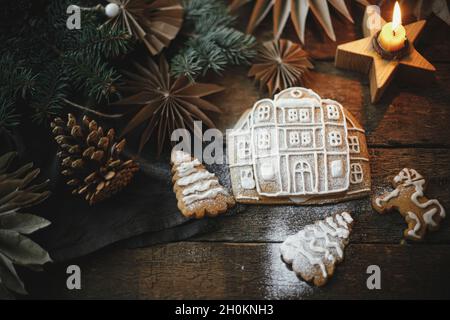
[392,1,402,31]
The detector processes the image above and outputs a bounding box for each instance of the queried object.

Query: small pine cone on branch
[51,113,139,205]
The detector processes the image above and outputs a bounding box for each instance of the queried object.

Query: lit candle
[377,2,407,52]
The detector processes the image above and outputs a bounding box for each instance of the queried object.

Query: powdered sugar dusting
[279,212,353,286]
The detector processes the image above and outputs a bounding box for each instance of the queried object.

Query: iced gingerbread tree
[280,212,354,286]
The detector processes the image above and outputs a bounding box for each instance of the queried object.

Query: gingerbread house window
[240,168,255,189]
[289,132,300,145]
[237,140,251,159]
[257,104,271,121]
[348,136,360,153]
[287,109,298,122]
[301,132,311,145]
[299,109,310,122]
[331,160,343,178]
[350,163,363,184]
[327,105,340,120]
[329,132,342,146]
[258,132,271,149]
[260,162,275,180]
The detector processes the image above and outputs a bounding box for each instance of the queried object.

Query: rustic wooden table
[23,6,450,300]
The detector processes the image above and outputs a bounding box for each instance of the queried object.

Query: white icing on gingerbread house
[227,87,371,204]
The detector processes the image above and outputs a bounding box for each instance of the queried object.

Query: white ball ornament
[105,3,120,18]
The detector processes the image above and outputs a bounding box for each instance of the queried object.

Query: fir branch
[0,0,134,127]
[191,12,235,33]
[170,48,204,82]
[47,0,75,29]
[30,62,69,125]
[183,0,233,23]
[205,26,256,65]
[3,19,57,72]
[171,0,256,80]
[0,97,20,130]
[64,25,134,60]
[64,55,121,103]
[191,39,228,76]
[62,99,123,119]
[0,54,37,99]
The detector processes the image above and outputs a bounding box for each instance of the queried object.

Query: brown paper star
[229,0,370,43]
[112,56,224,155]
[335,20,435,103]
[248,39,313,96]
[102,0,183,56]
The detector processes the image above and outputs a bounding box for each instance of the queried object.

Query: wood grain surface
[21,4,450,300]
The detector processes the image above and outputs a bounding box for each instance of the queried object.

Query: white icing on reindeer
[407,212,421,239]
[394,168,421,184]
[396,168,446,225]
[409,179,446,221]
[375,189,400,207]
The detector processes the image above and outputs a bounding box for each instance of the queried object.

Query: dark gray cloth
[1,124,244,262]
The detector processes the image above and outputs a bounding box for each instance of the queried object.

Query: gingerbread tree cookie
[280,212,354,286]
[372,168,446,241]
[171,150,235,219]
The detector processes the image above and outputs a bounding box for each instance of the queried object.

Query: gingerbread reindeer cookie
[372,168,446,241]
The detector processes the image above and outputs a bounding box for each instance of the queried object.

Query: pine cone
[51,114,139,205]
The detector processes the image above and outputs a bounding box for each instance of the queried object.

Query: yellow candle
[378,2,407,52]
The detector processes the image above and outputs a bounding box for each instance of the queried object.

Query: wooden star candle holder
[335,20,436,103]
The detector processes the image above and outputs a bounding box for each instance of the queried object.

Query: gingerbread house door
[294,161,314,194]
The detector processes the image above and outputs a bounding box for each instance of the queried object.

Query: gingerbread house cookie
[227,87,371,205]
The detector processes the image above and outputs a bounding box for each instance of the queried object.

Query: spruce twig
[62,99,123,119]
[171,0,256,81]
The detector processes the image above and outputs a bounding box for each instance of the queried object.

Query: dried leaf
[0,230,52,266]
[0,252,26,295]
[0,213,51,235]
